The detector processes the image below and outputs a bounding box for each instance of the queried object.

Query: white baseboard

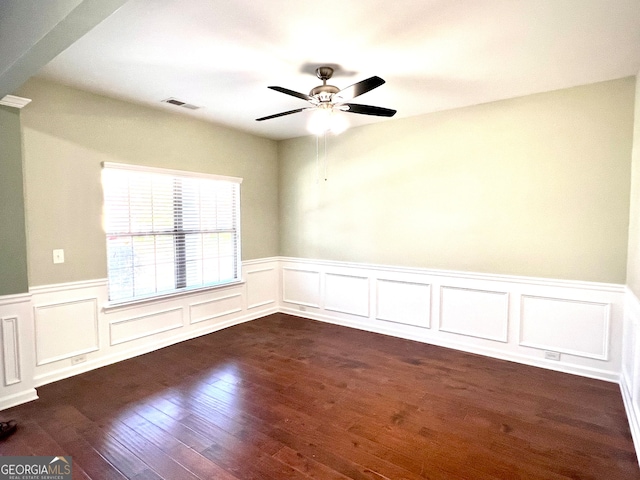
[0,388,38,411]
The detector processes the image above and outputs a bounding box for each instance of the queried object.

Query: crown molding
[0,95,32,109]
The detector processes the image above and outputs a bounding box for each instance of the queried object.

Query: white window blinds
[102,163,242,303]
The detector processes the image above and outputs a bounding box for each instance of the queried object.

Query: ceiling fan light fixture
[307,108,348,136]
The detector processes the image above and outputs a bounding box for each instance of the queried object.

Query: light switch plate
[53,249,64,264]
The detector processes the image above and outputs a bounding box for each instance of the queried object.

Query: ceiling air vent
[161,97,201,110]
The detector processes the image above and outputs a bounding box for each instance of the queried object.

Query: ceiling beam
[0,0,127,98]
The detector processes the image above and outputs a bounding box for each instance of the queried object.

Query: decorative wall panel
[376,279,430,327]
[1,316,20,385]
[110,307,183,346]
[520,295,610,360]
[282,268,321,307]
[247,268,277,309]
[325,273,370,317]
[35,298,99,365]
[190,293,242,324]
[439,286,509,342]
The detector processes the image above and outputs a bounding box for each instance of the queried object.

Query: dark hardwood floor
[1,313,637,479]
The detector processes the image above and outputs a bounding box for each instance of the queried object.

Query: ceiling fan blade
[256,108,309,121]
[343,103,397,117]
[268,86,313,101]
[335,76,385,101]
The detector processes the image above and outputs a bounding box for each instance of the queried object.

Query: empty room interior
[3,1,640,478]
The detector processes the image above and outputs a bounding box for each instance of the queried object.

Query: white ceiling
[35,0,640,140]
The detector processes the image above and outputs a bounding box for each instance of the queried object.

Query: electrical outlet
[71,354,86,365]
[299,305,307,312]
[544,351,561,361]
[53,249,65,264]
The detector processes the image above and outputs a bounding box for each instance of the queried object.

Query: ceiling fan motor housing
[310,84,339,102]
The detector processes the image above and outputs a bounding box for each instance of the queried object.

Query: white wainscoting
[190,293,243,325]
[0,293,37,410]
[376,278,431,328]
[0,258,279,409]
[282,268,321,307]
[439,286,509,342]
[621,288,640,462]
[2,316,21,386]
[110,307,184,346]
[520,295,610,360]
[246,267,277,310]
[0,254,633,456]
[325,273,370,317]
[34,297,100,365]
[279,257,625,383]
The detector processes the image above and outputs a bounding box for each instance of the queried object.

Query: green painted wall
[279,77,635,283]
[16,78,279,286]
[0,105,29,295]
[8,75,637,289]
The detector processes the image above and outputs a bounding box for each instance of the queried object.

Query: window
[102,162,242,303]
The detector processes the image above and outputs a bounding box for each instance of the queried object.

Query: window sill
[102,280,245,312]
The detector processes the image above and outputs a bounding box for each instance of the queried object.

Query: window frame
[101,162,243,307]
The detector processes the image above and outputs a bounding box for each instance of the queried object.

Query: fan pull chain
[315,132,329,183]
[316,134,320,184]
[323,133,328,181]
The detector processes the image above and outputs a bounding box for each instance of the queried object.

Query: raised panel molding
[282,268,321,307]
[190,294,242,324]
[110,307,183,346]
[621,288,640,463]
[520,295,610,360]
[1,316,21,385]
[246,268,277,309]
[325,273,370,317]
[622,291,639,390]
[34,298,99,366]
[439,286,509,342]
[0,258,630,423]
[376,279,430,328]
[279,257,624,383]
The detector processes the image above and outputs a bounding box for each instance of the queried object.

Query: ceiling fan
[255,66,397,124]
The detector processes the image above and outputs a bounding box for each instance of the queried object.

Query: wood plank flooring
[1,313,637,479]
